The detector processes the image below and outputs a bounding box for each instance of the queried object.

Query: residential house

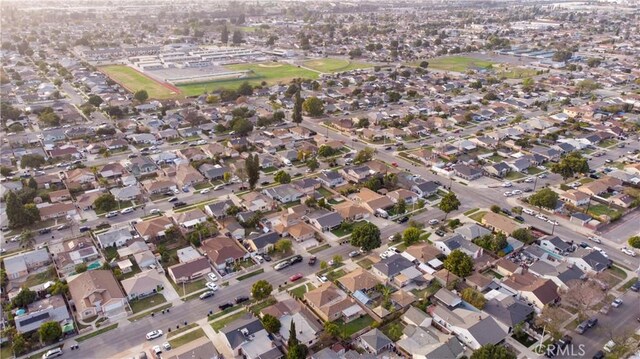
[288,222,316,242]
[76,190,103,211]
[38,202,77,220]
[292,178,321,195]
[143,179,177,194]
[199,164,228,180]
[539,235,572,255]
[317,171,345,188]
[359,329,394,355]
[452,164,483,181]
[246,232,280,254]
[485,162,511,178]
[110,185,142,201]
[261,299,322,347]
[397,307,464,359]
[167,257,212,283]
[435,234,484,259]
[411,181,440,198]
[220,315,283,359]
[96,228,134,248]
[239,192,272,212]
[14,295,72,334]
[386,189,419,205]
[406,242,441,264]
[501,273,560,310]
[204,200,235,219]
[309,211,343,232]
[565,248,611,273]
[68,270,128,319]
[560,190,591,206]
[49,237,100,277]
[99,163,127,178]
[3,249,51,279]
[483,293,534,333]
[65,168,95,188]
[200,236,247,271]
[528,261,585,290]
[173,208,208,230]
[337,268,381,294]
[134,216,174,241]
[333,202,369,221]
[455,223,492,241]
[304,282,364,323]
[49,189,71,203]
[351,188,394,214]
[263,184,304,204]
[371,255,415,282]
[120,269,164,300]
[429,305,508,350]
[175,164,205,188]
[127,156,157,176]
[481,212,522,236]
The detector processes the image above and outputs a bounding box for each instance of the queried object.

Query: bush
[629,236,640,249]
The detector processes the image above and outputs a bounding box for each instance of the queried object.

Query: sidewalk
[506,336,542,359]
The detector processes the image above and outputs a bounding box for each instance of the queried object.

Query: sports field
[303,58,373,73]
[424,56,494,72]
[99,65,179,99]
[495,66,538,79]
[177,63,319,96]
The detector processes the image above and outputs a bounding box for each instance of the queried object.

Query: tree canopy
[274,170,291,184]
[438,191,461,220]
[470,344,516,359]
[350,222,381,251]
[251,280,273,300]
[302,96,324,117]
[38,321,62,344]
[93,193,117,213]
[134,89,149,102]
[551,152,589,180]
[443,250,474,277]
[261,314,281,334]
[20,154,45,169]
[528,188,558,210]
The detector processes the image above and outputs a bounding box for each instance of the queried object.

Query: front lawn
[334,315,375,339]
[308,243,331,254]
[76,323,118,342]
[326,269,347,282]
[129,293,167,314]
[505,172,525,180]
[598,139,618,148]
[169,278,206,297]
[237,268,264,281]
[469,211,487,222]
[357,258,374,270]
[211,311,248,332]
[527,167,544,175]
[290,283,315,300]
[317,187,334,198]
[168,328,205,348]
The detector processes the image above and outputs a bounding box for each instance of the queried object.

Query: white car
[524,178,534,183]
[503,191,512,197]
[106,211,119,218]
[173,188,180,194]
[547,219,559,226]
[588,236,602,243]
[536,214,547,220]
[611,298,623,308]
[150,208,160,215]
[388,235,396,241]
[208,272,218,282]
[538,174,547,178]
[120,207,134,214]
[146,330,164,340]
[163,342,172,351]
[502,182,513,187]
[152,345,163,355]
[388,246,400,253]
[200,188,210,194]
[523,208,535,215]
[206,282,219,291]
[512,190,522,195]
[317,275,328,283]
[428,219,440,225]
[379,252,389,259]
[42,348,63,359]
[621,247,637,257]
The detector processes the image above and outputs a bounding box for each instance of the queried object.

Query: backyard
[334,315,375,339]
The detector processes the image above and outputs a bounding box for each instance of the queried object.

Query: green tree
[394,198,406,215]
[206,95,219,104]
[251,280,273,300]
[6,191,27,228]
[87,95,103,107]
[38,321,62,344]
[20,154,46,168]
[306,157,319,171]
[438,191,461,220]
[232,30,243,44]
[470,344,516,359]
[443,250,474,277]
[261,314,281,334]
[522,77,535,92]
[511,228,535,244]
[223,172,232,183]
[551,152,589,180]
[490,204,501,213]
[93,193,117,213]
[350,222,381,251]
[275,239,292,253]
[302,96,324,117]
[231,118,254,136]
[318,145,335,157]
[245,154,260,189]
[12,334,27,355]
[403,227,421,246]
[19,229,35,249]
[37,107,61,126]
[528,188,558,211]
[274,170,292,184]
[419,61,429,68]
[287,321,308,359]
[134,89,149,102]
[354,147,375,164]
[0,166,12,177]
[221,25,229,44]
[628,236,640,249]
[323,321,340,338]
[238,81,253,96]
[292,89,303,124]
[75,263,88,273]
[461,288,487,309]
[12,287,37,307]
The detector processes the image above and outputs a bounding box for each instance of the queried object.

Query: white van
[42,348,63,359]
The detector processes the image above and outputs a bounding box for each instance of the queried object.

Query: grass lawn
[331,227,352,238]
[609,265,628,280]
[99,65,178,99]
[170,278,207,296]
[289,283,315,299]
[381,322,405,341]
[209,306,243,321]
[621,277,639,291]
[357,258,374,270]
[326,269,347,282]
[237,268,264,281]
[210,311,248,332]
[1,345,12,359]
[496,67,538,79]
[598,139,618,148]
[167,323,198,338]
[178,62,319,95]
[469,211,487,222]
[411,281,442,299]
[22,266,57,288]
[588,204,621,218]
[505,171,526,180]
[425,56,494,72]
[317,187,334,198]
[579,177,594,184]
[308,243,331,254]
[303,58,373,73]
[128,303,173,322]
[248,297,277,315]
[168,328,205,348]
[77,323,118,342]
[129,293,167,314]
[463,208,480,216]
[527,167,544,175]
[335,315,374,339]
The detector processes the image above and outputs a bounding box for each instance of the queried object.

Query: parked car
[611,298,623,308]
[630,280,640,292]
[588,236,602,243]
[428,219,440,225]
[208,272,218,282]
[288,255,303,265]
[234,296,249,304]
[206,282,218,291]
[575,320,589,334]
[514,215,525,222]
[579,242,590,249]
[348,250,361,258]
[120,207,134,214]
[289,273,303,282]
[218,302,234,311]
[199,291,215,300]
[396,216,409,223]
[587,318,598,328]
[435,230,446,237]
[274,261,289,270]
[42,348,63,359]
[38,228,52,235]
[308,256,317,265]
[621,247,637,257]
[162,342,171,351]
[168,197,178,202]
[106,211,119,218]
[262,254,272,262]
[173,201,187,208]
[79,226,91,233]
[317,275,328,283]
[146,330,163,340]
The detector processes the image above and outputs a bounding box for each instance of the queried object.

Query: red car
[289,273,304,282]
[391,162,398,167]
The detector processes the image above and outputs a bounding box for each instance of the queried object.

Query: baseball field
[99,65,179,99]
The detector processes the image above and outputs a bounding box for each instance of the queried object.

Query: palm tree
[19,230,35,249]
